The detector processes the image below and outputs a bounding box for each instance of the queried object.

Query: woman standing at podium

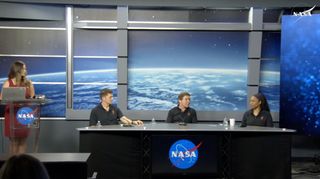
[0,61,35,154]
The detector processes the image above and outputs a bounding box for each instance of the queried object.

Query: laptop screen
[1,87,26,101]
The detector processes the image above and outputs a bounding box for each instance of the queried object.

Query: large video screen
[73,58,117,110]
[128,31,248,111]
[0,57,66,117]
[280,15,320,136]
[152,135,220,177]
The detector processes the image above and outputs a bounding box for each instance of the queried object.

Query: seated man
[166,92,197,123]
[89,88,143,126]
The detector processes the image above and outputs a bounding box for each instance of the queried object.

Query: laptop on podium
[1,87,26,101]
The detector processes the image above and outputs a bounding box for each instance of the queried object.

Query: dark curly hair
[253,93,270,112]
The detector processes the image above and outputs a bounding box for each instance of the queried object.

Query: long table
[78,123,295,179]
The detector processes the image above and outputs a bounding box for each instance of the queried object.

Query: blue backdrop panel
[280,15,320,136]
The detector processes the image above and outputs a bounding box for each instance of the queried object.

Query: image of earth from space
[1,68,279,117]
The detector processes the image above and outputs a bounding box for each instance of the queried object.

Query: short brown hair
[100,88,113,99]
[178,92,191,100]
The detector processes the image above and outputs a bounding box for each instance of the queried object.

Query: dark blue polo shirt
[89,103,123,126]
[166,106,197,123]
[241,110,273,127]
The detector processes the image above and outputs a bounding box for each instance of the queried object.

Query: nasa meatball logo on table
[16,107,35,125]
[168,139,202,169]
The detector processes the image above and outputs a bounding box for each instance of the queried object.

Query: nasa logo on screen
[168,139,201,169]
[16,107,35,125]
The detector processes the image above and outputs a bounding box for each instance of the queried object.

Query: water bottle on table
[223,116,228,126]
[151,117,156,124]
[96,121,102,127]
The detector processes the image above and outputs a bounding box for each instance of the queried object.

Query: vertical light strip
[249,7,253,29]
[66,6,73,109]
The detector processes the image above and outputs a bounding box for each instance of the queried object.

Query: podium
[0,98,47,154]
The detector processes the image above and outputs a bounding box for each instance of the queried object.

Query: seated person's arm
[240,113,247,127]
[265,112,274,127]
[192,110,198,123]
[166,110,174,123]
[120,116,131,125]
[89,109,98,127]
[120,116,143,125]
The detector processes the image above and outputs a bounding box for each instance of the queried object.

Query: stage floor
[292,160,320,179]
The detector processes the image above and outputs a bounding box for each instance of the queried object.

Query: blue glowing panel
[73,58,117,109]
[128,31,248,111]
[0,57,66,117]
[259,60,280,112]
[280,15,320,136]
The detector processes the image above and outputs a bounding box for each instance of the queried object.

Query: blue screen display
[128,31,248,111]
[0,57,66,117]
[73,58,117,110]
[280,15,320,136]
[0,57,118,116]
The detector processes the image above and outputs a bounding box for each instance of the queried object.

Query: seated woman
[241,93,273,127]
[166,92,197,123]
